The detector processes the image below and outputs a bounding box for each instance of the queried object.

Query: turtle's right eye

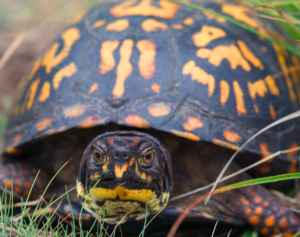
[93,150,105,164]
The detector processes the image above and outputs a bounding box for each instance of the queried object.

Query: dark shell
[4,0,300,167]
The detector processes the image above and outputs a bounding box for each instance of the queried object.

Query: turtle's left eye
[93,149,106,164]
[140,149,155,167]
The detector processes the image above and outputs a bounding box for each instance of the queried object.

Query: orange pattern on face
[64,103,86,117]
[36,118,52,131]
[110,0,180,19]
[183,117,203,131]
[151,83,160,93]
[137,40,156,79]
[182,60,215,97]
[148,103,171,117]
[233,81,246,116]
[92,20,106,28]
[237,40,264,70]
[113,39,134,97]
[125,114,150,128]
[223,130,242,142]
[42,28,80,74]
[53,62,78,89]
[38,81,51,103]
[99,40,119,75]
[106,19,129,32]
[265,75,280,96]
[170,130,200,141]
[197,45,251,71]
[220,80,230,106]
[26,78,41,110]
[141,19,168,32]
[193,26,226,47]
[88,83,98,95]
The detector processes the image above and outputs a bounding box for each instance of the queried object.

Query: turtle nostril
[124,153,129,158]
[114,153,119,158]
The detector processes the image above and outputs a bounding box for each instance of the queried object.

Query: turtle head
[77,131,172,224]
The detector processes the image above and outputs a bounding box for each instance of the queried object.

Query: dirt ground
[0,0,98,151]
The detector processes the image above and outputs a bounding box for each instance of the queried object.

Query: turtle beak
[114,163,129,179]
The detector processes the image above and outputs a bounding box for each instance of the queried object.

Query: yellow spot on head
[88,83,98,95]
[92,20,106,28]
[182,60,215,97]
[193,26,226,47]
[220,80,230,106]
[53,62,78,89]
[105,19,129,32]
[114,164,128,178]
[172,24,183,30]
[110,0,180,19]
[38,81,51,103]
[183,17,194,25]
[99,40,119,75]
[182,117,203,131]
[141,19,168,32]
[170,130,200,141]
[148,103,171,117]
[151,83,160,93]
[233,80,246,116]
[113,39,134,97]
[137,40,156,80]
[36,118,52,131]
[64,103,86,117]
[125,114,150,128]
[197,45,251,71]
[237,40,264,70]
[223,130,242,142]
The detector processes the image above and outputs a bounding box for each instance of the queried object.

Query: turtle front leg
[0,162,49,200]
[233,184,299,236]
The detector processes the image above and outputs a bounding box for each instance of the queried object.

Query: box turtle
[2,0,300,236]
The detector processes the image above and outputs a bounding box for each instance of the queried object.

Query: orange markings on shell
[88,83,98,95]
[78,115,103,128]
[36,118,52,131]
[172,24,183,30]
[254,207,263,215]
[237,40,264,70]
[15,187,21,194]
[264,216,275,227]
[193,26,226,47]
[15,180,21,187]
[212,139,239,150]
[38,81,51,103]
[67,10,86,25]
[279,217,288,230]
[283,232,294,237]
[242,199,249,206]
[249,216,259,225]
[263,201,269,208]
[151,83,160,93]
[245,208,251,216]
[265,75,280,96]
[106,19,129,32]
[183,17,194,25]
[250,190,255,196]
[110,0,180,19]
[13,134,22,144]
[247,79,268,113]
[197,45,251,71]
[6,180,12,189]
[27,59,41,81]
[64,103,86,118]
[261,228,269,235]
[23,169,29,176]
[141,19,168,32]
[92,20,106,28]
[113,39,134,97]
[182,60,215,97]
[233,81,247,116]
[204,12,226,23]
[183,117,203,131]
[287,142,299,158]
[223,130,242,143]
[124,114,150,128]
[255,196,262,204]
[26,78,41,110]
[99,40,119,75]
[137,40,156,80]
[269,103,276,120]
[148,103,171,117]
[273,44,296,102]
[170,130,200,141]
[222,4,258,28]
[26,182,32,189]
[220,80,230,106]
[42,28,80,74]
[53,62,78,89]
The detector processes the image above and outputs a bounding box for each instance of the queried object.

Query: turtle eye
[93,150,105,164]
[140,149,154,167]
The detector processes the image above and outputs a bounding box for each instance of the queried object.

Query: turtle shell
[4,0,300,171]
